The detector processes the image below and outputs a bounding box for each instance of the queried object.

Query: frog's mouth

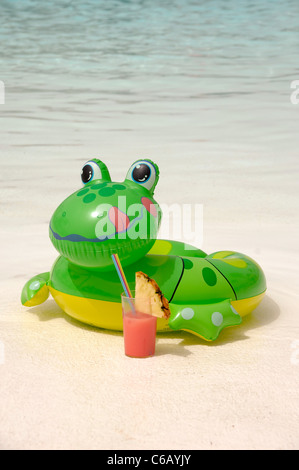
[49,228,108,242]
[50,197,158,243]
[49,208,143,243]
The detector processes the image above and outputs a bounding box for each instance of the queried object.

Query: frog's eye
[81,161,102,184]
[126,160,159,193]
[81,159,111,185]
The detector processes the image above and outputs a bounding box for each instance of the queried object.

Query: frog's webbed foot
[21,272,50,307]
[168,299,242,341]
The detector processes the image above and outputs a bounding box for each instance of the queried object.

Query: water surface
[0,0,299,157]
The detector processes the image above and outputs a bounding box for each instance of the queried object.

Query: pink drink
[123,310,157,358]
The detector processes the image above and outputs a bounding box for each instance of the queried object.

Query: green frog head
[49,159,162,270]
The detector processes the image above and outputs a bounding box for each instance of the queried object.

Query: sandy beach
[1,0,299,450]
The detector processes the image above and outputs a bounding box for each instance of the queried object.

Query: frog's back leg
[21,272,50,307]
[169,299,242,341]
[168,251,266,340]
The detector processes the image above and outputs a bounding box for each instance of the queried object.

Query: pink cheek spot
[141,197,158,217]
[108,207,130,233]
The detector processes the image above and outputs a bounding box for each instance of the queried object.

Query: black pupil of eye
[81,164,93,183]
[132,164,150,183]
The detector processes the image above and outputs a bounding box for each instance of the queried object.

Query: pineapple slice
[135,271,171,319]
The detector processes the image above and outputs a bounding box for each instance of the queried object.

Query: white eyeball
[81,161,103,185]
[126,160,158,192]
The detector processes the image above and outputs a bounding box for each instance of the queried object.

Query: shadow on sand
[26,294,280,356]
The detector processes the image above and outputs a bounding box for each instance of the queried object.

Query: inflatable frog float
[21,159,266,341]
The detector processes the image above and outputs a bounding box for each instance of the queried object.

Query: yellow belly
[231,292,266,317]
[49,286,265,332]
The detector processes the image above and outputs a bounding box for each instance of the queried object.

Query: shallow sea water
[1,0,299,157]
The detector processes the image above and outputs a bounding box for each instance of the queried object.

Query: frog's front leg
[168,299,242,341]
[21,272,50,307]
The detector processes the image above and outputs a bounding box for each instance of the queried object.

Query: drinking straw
[111,253,133,301]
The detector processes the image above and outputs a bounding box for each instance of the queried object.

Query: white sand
[1,137,298,451]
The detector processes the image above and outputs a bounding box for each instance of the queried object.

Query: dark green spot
[62,211,66,217]
[99,187,115,197]
[83,193,96,204]
[183,258,193,270]
[202,267,217,286]
[113,184,126,190]
[91,182,107,190]
[77,188,89,197]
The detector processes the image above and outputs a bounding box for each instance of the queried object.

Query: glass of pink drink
[121,292,157,358]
